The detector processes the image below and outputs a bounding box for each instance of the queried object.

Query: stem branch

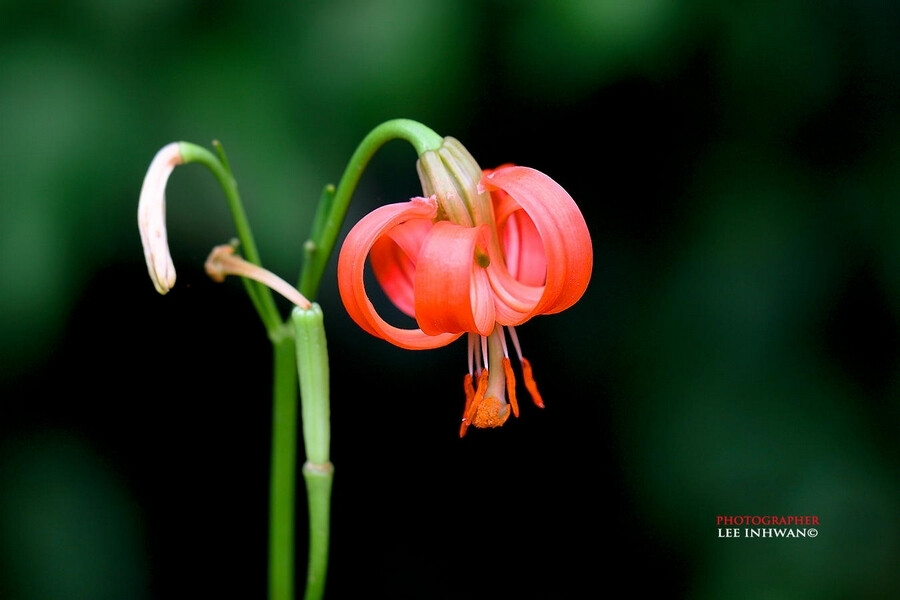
[298,119,442,299]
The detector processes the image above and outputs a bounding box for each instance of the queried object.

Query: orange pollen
[463,373,475,413]
[521,358,544,409]
[502,357,519,418]
[459,369,488,438]
[472,396,511,429]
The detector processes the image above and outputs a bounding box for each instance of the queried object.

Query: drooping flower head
[337,137,592,436]
[138,142,183,294]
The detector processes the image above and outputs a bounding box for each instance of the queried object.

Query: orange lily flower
[337,137,592,436]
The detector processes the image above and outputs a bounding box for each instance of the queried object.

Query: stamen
[502,357,519,418]
[498,326,510,358]
[460,369,488,438]
[459,372,476,438]
[470,333,486,376]
[507,325,524,361]
[520,357,545,408]
[480,334,490,371]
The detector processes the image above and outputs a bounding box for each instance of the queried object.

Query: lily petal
[414,220,496,337]
[482,166,592,318]
[487,163,546,286]
[337,196,462,350]
[369,217,432,318]
[496,199,547,287]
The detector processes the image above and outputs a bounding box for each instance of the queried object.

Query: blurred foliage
[0,432,148,600]
[0,0,898,599]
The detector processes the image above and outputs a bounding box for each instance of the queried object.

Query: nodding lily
[337,137,592,436]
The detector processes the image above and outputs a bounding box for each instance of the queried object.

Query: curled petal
[369,217,432,318]
[414,221,496,337]
[485,250,543,324]
[482,166,592,318]
[497,202,546,287]
[137,143,183,294]
[337,196,462,350]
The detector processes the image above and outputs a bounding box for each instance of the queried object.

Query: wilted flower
[137,142,182,294]
[205,243,311,310]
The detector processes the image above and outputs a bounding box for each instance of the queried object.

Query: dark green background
[1,1,897,598]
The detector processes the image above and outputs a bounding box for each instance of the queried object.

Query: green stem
[177,120,442,600]
[302,463,333,600]
[269,328,299,600]
[178,141,283,333]
[298,119,443,299]
[288,121,444,594]
[292,304,333,600]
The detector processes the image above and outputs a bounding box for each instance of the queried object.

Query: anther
[520,357,544,408]
[502,357,519,418]
[460,369,489,438]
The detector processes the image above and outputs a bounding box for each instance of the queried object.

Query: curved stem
[298,119,443,300]
[178,141,283,333]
